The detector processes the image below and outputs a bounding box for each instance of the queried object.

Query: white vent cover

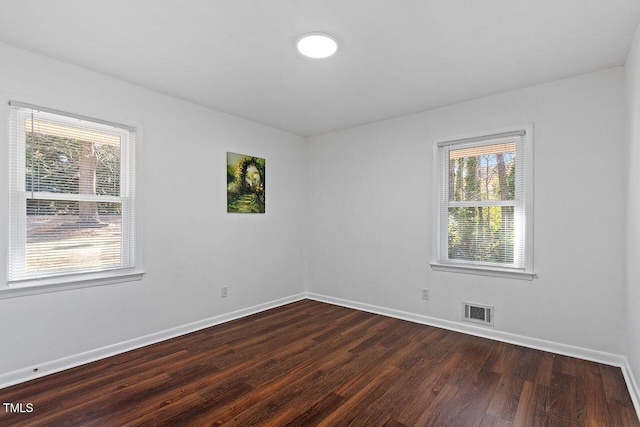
[462,303,494,326]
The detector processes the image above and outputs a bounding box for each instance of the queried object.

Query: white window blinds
[436,129,531,271]
[8,102,136,282]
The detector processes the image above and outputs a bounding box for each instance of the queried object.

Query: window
[7,102,138,289]
[432,125,534,280]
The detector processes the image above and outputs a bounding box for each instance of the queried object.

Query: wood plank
[512,380,550,426]
[576,359,615,426]
[283,392,346,426]
[600,363,640,426]
[546,370,578,425]
[485,345,541,424]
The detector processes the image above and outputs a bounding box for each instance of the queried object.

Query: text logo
[3,402,34,413]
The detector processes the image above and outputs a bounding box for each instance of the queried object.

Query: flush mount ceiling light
[296,33,338,59]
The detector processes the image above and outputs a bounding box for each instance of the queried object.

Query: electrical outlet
[221,286,228,298]
[422,288,429,300]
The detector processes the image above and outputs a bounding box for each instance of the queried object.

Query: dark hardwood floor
[0,299,638,426]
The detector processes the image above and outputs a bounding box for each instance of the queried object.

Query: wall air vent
[462,303,494,326]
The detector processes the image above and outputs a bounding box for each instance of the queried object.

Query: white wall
[626,24,640,398]
[0,43,308,375]
[307,67,627,355]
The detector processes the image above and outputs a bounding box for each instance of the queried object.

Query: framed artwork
[227,152,266,213]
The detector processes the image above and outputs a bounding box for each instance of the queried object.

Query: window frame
[3,102,143,298]
[430,124,535,280]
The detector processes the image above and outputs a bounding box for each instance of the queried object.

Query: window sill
[430,262,535,281]
[1,270,144,299]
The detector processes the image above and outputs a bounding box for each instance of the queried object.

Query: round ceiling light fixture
[296,32,338,59]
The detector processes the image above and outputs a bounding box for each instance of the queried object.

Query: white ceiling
[1,0,639,136]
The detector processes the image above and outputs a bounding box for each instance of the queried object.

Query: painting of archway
[227,152,266,213]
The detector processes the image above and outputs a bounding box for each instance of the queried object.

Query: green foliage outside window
[447,145,516,264]
[26,132,121,216]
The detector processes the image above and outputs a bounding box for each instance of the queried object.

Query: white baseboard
[621,357,640,419]
[306,292,625,365]
[306,292,640,419]
[0,293,306,390]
